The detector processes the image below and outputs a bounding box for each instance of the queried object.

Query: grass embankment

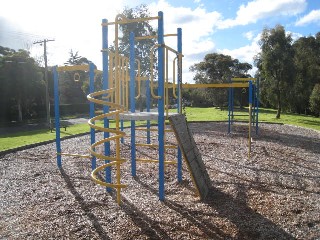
[1,108,319,152]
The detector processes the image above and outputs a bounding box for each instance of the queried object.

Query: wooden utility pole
[33,39,55,127]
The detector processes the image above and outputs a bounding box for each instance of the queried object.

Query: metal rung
[136,158,176,164]
[59,153,91,159]
[135,127,173,133]
[136,143,177,149]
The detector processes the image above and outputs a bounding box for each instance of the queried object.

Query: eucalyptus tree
[118,4,157,76]
[112,4,158,108]
[190,53,252,107]
[292,33,320,114]
[255,25,295,118]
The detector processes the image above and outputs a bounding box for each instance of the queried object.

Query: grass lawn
[1,107,319,152]
[184,107,320,131]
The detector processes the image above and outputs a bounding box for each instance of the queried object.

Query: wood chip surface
[0,122,319,239]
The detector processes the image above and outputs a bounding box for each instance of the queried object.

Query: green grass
[182,107,320,131]
[1,107,319,152]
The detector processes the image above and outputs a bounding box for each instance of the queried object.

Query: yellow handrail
[165,47,169,117]
[103,16,160,26]
[172,56,178,99]
[150,44,161,99]
[135,59,141,99]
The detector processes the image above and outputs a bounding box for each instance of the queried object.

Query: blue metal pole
[119,72,125,143]
[249,80,253,157]
[252,84,256,126]
[177,27,182,182]
[121,120,124,143]
[249,81,253,104]
[89,62,96,171]
[53,66,61,168]
[157,11,165,201]
[102,18,111,192]
[256,77,260,134]
[146,79,151,144]
[129,32,136,177]
[120,75,124,144]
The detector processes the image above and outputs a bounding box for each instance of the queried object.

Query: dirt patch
[0,122,319,239]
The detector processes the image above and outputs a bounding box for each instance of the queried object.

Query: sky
[1,0,320,83]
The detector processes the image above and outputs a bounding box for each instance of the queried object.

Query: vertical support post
[231,87,234,120]
[89,62,96,170]
[121,120,124,143]
[146,79,151,144]
[228,86,232,133]
[177,27,182,182]
[157,11,165,201]
[248,80,253,158]
[53,66,61,168]
[102,18,111,192]
[129,32,136,177]
[256,78,260,135]
[252,84,256,126]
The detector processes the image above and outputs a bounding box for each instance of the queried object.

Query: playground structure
[52,11,259,205]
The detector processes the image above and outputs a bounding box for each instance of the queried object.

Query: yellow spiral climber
[87,88,126,205]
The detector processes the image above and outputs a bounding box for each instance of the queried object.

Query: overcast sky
[1,0,320,82]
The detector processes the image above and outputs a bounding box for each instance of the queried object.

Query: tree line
[189,25,320,118]
[0,5,154,123]
[0,47,101,123]
[257,26,320,118]
[1,5,319,124]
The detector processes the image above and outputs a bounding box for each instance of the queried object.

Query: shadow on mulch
[189,122,320,155]
[204,156,319,195]
[132,176,294,239]
[120,196,173,239]
[59,167,111,240]
[202,187,294,239]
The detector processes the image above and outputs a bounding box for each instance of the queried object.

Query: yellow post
[135,59,141,99]
[108,51,114,102]
[165,47,169,117]
[115,111,121,204]
[125,58,129,110]
[172,56,178,99]
[149,44,161,99]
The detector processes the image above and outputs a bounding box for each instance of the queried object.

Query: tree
[190,53,252,107]
[118,4,157,76]
[255,25,295,118]
[64,49,90,66]
[292,34,320,114]
[109,4,158,110]
[60,50,94,104]
[309,84,320,117]
[0,48,43,122]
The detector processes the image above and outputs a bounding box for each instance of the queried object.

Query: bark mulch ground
[0,122,319,239]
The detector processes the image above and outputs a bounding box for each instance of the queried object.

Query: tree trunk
[276,90,281,119]
[17,98,23,122]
